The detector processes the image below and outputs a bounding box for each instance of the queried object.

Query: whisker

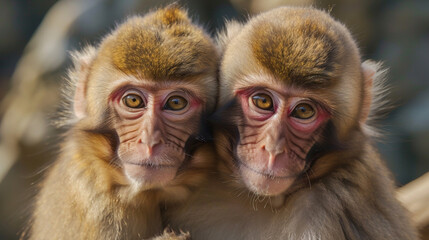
[305,171,312,190]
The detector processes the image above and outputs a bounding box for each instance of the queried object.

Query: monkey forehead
[101,6,218,81]
[250,9,350,87]
[223,7,361,89]
[107,76,211,100]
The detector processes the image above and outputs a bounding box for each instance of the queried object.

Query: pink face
[235,86,330,196]
[110,82,203,188]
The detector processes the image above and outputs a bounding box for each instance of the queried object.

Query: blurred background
[0,0,428,239]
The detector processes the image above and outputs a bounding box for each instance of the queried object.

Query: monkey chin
[239,164,297,197]
[118,145,185,190]
[123,162,179,190]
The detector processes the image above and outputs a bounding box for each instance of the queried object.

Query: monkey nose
[262,139,287,168]
[137,140,162,156]
[267,150,287,169]
[138,130,163,155]
[263,138,286,155]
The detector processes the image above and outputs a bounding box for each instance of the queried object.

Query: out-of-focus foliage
[0,0,427,239]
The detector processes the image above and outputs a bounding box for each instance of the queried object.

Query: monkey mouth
[122,159,180,187]
[234,157,301,196]
[123,161,177,169]
[235,157,301,180]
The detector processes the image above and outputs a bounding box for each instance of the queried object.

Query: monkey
[166,6,418,240]
[25,5,218,240]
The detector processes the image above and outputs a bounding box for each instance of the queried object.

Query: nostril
[151,142,161,149]
[150,131,163,147]
[261,145,266,150]
[148,137,163,149]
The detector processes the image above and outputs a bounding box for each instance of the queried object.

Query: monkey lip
[237,159,298,179]
[123,161,177,169]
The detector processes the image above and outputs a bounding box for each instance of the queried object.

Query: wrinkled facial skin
[234,85,330,196]
[110,81,202,189]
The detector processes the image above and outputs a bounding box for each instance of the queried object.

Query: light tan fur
[26,5,218,240]
[166,7,417,240]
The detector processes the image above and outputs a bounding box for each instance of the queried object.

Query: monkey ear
[69,46,97,120]
[360,61,375,123]
[216,20,244,53]
[360,60,387,125]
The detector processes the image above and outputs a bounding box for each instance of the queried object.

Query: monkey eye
[123,94,145,108]
[291,103,315,120]
[164,95,188,111]
[251,93,273,111]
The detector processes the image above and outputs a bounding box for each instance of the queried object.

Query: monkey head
[69,6,218,190]
[216,7,379,197]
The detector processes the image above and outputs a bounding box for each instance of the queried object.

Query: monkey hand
[150,228,191,240]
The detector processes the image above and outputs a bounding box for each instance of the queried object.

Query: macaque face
[233,79,330,196]
[110,79,203,188]
[218,7,362,197]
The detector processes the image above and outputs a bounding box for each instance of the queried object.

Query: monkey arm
[151,229,191,240]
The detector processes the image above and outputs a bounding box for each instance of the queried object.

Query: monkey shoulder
[284,168,417,239]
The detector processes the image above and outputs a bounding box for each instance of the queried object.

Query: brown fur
[110,9,216,79]
[251,18,342,87]
[29,123,162,239]
[26,5,218,240]
[166,7,417,240]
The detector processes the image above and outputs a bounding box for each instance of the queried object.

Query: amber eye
[164,96,188,111]
[252,93,273,110]
[123,94,145,108]
[291,103,315,119]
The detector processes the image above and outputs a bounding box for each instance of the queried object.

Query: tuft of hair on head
[360,60,390,139]
[109,4,217,80]
[155,3,190,26]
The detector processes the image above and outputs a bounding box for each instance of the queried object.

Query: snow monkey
[26,5,218,240]
[167,6,418,240]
